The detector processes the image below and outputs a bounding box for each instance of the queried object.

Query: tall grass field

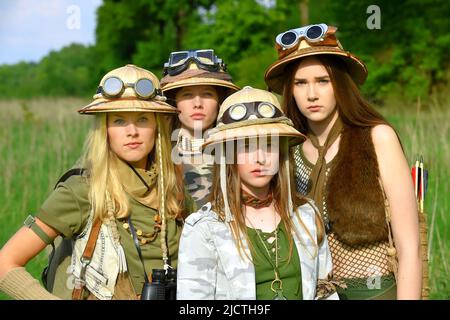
[0,97,448,299]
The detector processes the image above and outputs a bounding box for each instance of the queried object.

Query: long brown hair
[281,55,389,134]
[209,138,312,263]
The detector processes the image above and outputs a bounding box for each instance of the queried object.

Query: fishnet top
[293,145,393,284]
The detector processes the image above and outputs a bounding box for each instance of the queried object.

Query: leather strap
[54,168,85,189]
[72,218,102,300]
[307,117,343,214]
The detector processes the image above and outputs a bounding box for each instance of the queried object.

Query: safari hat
[203,86,306,148]
[265,24,368,94]
[78,64,178,114]
[160,49,240,97]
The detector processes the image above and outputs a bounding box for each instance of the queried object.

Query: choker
[241,189,273,209]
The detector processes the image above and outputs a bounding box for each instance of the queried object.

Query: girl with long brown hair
[177,86,337,300]
[265,24,421,299]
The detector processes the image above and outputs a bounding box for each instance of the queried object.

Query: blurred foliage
[0,0,448,103]
[95,0,216,74]
[0,44,98,99]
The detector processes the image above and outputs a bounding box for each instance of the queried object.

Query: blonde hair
[80,113,185,222]
[210,138,321,263]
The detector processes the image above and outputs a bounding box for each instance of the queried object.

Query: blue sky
[0,0,102,65]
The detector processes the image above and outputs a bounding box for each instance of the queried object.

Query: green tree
[1,1,448,101]
[182,0,302,88]
[95,0,216,75]
[34,44,98,97]
[0,44,98,98]
[325,0,450,101]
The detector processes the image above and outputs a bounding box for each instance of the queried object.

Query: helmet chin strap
[220,143,234,222]
[156,115,170,270]
[284,141,294,214]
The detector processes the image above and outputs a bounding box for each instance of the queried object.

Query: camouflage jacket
[177,201,338,300]
[182,160,214,208]
[174,134,214,208]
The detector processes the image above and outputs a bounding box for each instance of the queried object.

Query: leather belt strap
[72,218,102,300]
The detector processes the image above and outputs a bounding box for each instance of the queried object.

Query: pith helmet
[79,64,178,114]
[203,86,306,147]
[160,49,240,97]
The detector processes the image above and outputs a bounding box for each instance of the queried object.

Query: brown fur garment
[325,125,388,246]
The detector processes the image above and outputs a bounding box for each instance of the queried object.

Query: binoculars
[141,268,177,300]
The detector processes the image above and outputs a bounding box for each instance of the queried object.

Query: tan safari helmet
[203,86,306,148]
[78,64,178,114]
[264,24,368,94]
[160,50,240,98]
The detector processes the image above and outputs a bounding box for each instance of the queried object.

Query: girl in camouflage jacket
[160,49,239,208]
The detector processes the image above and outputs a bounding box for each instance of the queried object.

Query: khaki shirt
[38,174,196,295]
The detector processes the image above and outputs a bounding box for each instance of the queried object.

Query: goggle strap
[170,49,215,62]
[276,38,340,59]
[213,116,294,132]
[325,26,337,36]
[220,102,283,124]
[165,60,222,77]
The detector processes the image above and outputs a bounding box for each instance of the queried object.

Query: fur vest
[326,125,388,246]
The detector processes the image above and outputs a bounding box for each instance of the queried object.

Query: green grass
[0,97,448,299]
[0,98,91,300]
[379,95,450,299]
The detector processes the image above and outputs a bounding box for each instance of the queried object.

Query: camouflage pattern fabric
[175,134,214,209]
[182,160,214,208]
[177,201,338,300]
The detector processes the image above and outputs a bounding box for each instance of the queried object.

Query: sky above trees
[0,0,101,65]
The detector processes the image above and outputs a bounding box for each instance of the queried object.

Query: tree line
[0,0,448,103]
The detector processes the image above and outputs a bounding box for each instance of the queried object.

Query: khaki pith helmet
[203,86,306,148]
[78,64,178,115]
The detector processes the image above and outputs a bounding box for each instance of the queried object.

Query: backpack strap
[54,168,85,189]
[41,168,86,290]
[72,218,102,300]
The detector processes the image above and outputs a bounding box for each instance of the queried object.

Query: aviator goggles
[219,101,283,125]
[276,23,329,49]
[96,76,162,100]
[163,49,225,76]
